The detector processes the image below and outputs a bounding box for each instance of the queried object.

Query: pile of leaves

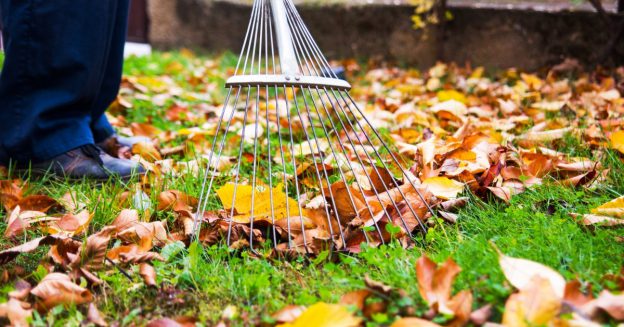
[1,51,624,325]
[113,59,624,255]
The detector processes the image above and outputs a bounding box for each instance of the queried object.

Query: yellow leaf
[591,195,624,218]
[609,131,624,154]
[496,248,566,299]
[216,183,303,224]
[422,177,464,200]
[437,90,467,104]
[277,302,361,327]
[502,276,561,327]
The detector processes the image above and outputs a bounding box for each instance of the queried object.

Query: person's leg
[0,0,118,164]
[91,0,130,143]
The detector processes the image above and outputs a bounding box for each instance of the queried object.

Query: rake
[193,0,435,253]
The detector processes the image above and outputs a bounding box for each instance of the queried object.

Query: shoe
[24,144,145,181]
[96,134,153,158]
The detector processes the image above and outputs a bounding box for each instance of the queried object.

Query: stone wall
[147,0,623,70]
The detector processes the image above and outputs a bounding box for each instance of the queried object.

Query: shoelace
[80,144,104,166]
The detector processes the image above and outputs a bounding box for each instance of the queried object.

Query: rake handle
[270,0,300,76]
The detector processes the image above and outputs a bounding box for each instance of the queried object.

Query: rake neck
[270,0,300,77]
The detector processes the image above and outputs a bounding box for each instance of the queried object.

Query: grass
[0,51,623,325]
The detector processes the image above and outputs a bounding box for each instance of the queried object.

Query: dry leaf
[277,302,361,327]
[272,305,307,324]
[30,272,93,311]
[415,255,462,315]
[87,303,108,327]
[139,263,157,287]
[496,248,566,299]
[0,234,67,264]
[502,276,561,327]
[590,196,624,218]
[391,317,441,327]
[422,177,465,200]
[0,298,33,327]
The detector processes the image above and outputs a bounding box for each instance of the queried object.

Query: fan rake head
[193,0,435,254]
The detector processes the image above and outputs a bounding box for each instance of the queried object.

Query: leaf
[277,302,361,327]
[590,196,624,218]
[390,317,441,327]
[340,290,371,311]
[0,179,25,212]
[111,209,140,233]
[132,141,162,162]
[437,89,467,104]
[0,234,67,265]
[4,206,49,238]
[87,303,108,327]
[47,210,93,236]
[70,226,116,285]
[422,177,464,200]
[0,298,33,327]
[502,276,561,327]
[16,194,62,213]
[272,305,307,324]
[580,290,624,320]
[216,183,302,224]
[30,272,93,311]
[496,247,566,299]
[139,263,157,287]
[469,304,492,326]
[415,255,462,315]
[610,130,624,154]
[577,214,624,227]
[157,190,198,212]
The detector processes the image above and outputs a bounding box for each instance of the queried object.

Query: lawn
[0,50,623,326]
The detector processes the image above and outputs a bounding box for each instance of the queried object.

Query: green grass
[1,51,623,325]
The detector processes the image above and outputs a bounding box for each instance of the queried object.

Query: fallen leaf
[87,303,108,327]
[415,255,462,314]
[0,235,67,265]
[591,196,624,218]
[139,263,157,287]
[422,177,464,200]
[277,302,361,327]
[390,317,441,327]
[30,272,93,311]
[502,276,561,327]
[0,298,33,327]
[272,305,307,324]
[496,247,566,299]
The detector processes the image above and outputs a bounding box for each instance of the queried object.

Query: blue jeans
[0,0,129,164]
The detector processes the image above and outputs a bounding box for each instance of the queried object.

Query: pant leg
[0,0,119,163]
[91,0,130,143]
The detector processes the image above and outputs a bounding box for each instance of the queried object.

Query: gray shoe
[24,144,145,181]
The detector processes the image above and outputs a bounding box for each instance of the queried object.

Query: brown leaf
[446,290,473,327]
[111,209,140,233]
[564,280,594,308]
[47,210,93,235]
[117,220,169,247]
[340,290,372,311]
[69,226,116,285]
[0,179,25,212]
[581,290,624,320]
[272,305,307,323]
[0,234,67,264]
[30,272,93,311]
[0,298,33,327]
[139,263,157,287]
[390,317,441,327]
[416,255,461,314]
[87,303,108,327]
[133,141,162,162]
[16,195,62,213]
[157,190,198,212]
[469,304,492,326]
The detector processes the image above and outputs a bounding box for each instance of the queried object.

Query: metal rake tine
[274,86,294,249]
[305,86,373,244]
[265,86,278,247]
[248,87,263,250]
[327,88,422,235]
[343,92,437,221]
[299,87,348,246]
[282,86,310,254]
[284,1,337,78]
[312,86,386,244]
[318,87,412,239]
[194,87,240,239]
[234,0,260,75]
[291,87,340,247]
[283,4,317,76]
[283,1,323,77]
[226,87,253,246]
[242,0,262,75]
[335,90,432,233]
